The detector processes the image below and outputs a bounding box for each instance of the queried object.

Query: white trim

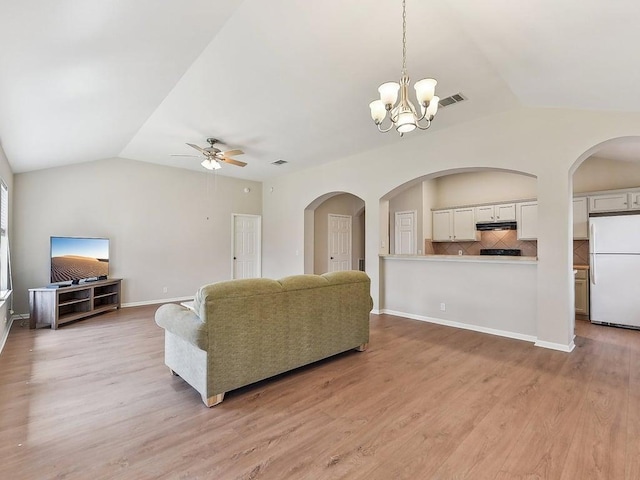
[379,308,538,344]
[0,316,13,354]
[122,296,194,308]
[534,339,575,352]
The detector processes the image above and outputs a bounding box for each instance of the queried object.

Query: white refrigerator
[589,214,640,328]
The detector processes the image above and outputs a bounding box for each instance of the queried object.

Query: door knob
[330,257,334,260]
[233,257,237,260]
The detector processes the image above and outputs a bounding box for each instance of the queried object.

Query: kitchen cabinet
[589,192,630,213]
[516,201,538,240]
[474,203,516,223]
[432,210,452,242]
[630,192,640,210]
[574,268,589,316]
[573,197,589,239]
[432,208,479,242]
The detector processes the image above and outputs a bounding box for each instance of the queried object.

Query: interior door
[328,214,352,272]
[232,214,261,279]
[395,211,416,254]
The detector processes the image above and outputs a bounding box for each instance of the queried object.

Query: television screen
[50,237,109,283]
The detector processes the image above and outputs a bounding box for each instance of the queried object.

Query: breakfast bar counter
[380,254,538,264]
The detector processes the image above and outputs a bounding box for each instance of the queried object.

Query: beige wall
[573,156,640,193]
[434,170,537,208]
[313,193,365,274]
[12,157,261,314]
[0,144,13,348]
[261,106,640,351]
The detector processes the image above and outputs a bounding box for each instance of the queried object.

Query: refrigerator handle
[590,222,596,285]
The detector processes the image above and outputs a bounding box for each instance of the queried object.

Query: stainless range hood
[475,221,517,231]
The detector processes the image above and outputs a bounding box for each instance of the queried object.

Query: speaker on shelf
[98,275,107,280]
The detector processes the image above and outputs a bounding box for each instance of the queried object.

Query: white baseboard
[379,309,538,345]
[122,296,194,308]
[0,316,13,354]
[534,339,575,352]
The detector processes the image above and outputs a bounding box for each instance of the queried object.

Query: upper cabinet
[474,203,516,223]
[432,208,479,242]
[516,202,538,240]
[573,197,589,240]
[589,192,632,213]
[630,192,640,210]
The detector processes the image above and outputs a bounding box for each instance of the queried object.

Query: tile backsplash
[573,240,589,265]
[428,230,537,257]
[426,233,590,264]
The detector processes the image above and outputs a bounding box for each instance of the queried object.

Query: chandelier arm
[415,118,432,130]
[376,119,396,133]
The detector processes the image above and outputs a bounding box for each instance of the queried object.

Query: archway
[570,136,640,329]
[304,192,366,274]
[380,167,538,257]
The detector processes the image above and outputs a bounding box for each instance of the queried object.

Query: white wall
[0,144,13,349]
[13,157,261,314]
[382,257,537,339]
[262,106,640,351]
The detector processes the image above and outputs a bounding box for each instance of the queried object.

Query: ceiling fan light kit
[369,0,439,135]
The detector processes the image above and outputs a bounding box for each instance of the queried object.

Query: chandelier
[369,0,439,135]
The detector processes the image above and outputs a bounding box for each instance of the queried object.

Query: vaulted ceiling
[1,0,639,180]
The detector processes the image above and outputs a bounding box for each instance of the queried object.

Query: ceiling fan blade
[170,154,201,157]
[222,149,244,157]
[186,143,208,154]
[221,156,247,167]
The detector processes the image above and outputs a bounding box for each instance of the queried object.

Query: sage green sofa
[155,271,372,407]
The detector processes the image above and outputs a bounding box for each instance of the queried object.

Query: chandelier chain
[402,0,407,75]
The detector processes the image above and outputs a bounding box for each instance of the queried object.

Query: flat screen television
[50,236,109,284]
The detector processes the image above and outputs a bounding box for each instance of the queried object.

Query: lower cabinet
[574,269,589,316]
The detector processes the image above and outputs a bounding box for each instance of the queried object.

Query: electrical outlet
[440,303,446,312]
[162,287,168,294]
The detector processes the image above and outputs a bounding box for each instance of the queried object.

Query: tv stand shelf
[29,279,122,329]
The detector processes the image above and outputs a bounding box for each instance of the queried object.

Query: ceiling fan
[171,137,247,170]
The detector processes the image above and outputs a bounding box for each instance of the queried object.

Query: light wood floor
[1,306,639,480]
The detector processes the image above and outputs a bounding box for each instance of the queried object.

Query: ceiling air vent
[272,159,288,165]
[438,93,467,108]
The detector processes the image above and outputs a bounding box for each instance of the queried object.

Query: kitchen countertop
[380,254,538,265]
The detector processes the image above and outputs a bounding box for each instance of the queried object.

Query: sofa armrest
[155,304,208,351]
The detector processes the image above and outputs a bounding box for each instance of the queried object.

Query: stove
[480,249,522,256]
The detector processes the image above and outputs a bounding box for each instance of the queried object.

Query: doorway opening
[304,192,365,274]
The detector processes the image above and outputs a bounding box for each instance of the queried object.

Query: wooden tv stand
[29,278,122,329]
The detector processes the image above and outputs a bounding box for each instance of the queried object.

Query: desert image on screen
[50,237,109,283]
[51,256,108,283]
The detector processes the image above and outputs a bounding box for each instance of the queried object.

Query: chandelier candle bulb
[426,96,440,119]
[414,78,437,104]
[369,100,387,123]
[378,82,400,107]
